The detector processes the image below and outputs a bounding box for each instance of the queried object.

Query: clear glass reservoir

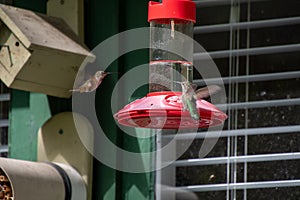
[149,19,194,92]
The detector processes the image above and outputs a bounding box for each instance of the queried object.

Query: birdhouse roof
[0,4,94,58]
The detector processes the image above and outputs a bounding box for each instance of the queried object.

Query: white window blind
[0,82,9,156]
[157,0,300,199]
[0,0,12,157]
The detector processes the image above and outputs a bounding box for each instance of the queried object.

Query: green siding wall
[9,0,154,199]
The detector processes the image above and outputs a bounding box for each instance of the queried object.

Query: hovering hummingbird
[70,71,111,93]
[177,81,221,121]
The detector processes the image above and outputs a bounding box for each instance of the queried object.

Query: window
[157,0,300,199]
[0,81,9,157]
[0,0,12,159]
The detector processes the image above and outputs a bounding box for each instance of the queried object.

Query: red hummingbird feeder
[114,0,227,129]
[114,91,227,129]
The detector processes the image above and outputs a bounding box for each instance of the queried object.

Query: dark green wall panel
[9,0,154,199]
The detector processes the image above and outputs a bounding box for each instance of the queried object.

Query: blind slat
[194,0,270,7]
[178,180,300,192]
[194,16,300,34]
[194,70,300,86]
[194,43,300,60]
[0,94,10,102]
[0,145,8,153]
[174,152,300,167]
[164,125,300,140]
[0,120,9,128]
[217,97,300,110]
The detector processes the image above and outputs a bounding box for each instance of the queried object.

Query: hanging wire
[233,2,241,199]
[227,0,234,198]
[227,0,241,199]
[243,1,251,199]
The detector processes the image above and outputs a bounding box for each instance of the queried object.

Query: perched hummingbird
[178,81,200,121]
[178,81,221,121]
[70,71,110,93]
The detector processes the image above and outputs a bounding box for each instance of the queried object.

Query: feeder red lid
[114,92,227,129]
[148,0,196,23]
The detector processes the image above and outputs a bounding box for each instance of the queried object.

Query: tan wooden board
[47,0,85,41]
[38,112,93,200]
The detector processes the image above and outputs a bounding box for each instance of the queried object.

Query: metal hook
[0,44,13,67]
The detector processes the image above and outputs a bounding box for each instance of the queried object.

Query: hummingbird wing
[192,83,197,91]
[194,85,221,99]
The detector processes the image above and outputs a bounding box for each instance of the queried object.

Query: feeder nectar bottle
[148,0,196,92]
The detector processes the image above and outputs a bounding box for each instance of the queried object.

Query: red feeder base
[114,92,227,129]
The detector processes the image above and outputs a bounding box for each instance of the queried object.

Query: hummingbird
[178,81,199,121]
[177,81,221,121]
[70,71,111,93]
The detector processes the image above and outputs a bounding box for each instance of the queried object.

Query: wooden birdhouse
[0,4,95,98]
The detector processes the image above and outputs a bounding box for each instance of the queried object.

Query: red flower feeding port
[114,92,227,129]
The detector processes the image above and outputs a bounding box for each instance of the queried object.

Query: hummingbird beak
[173,81,183,84]
[105,72,118,74]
